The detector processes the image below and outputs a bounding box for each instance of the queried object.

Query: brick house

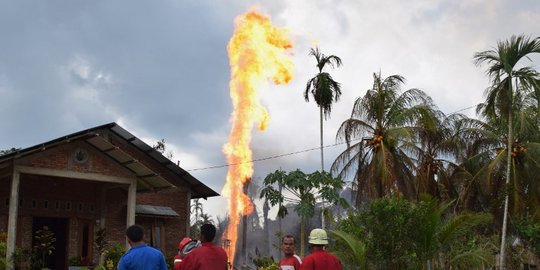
[0,122,219,269]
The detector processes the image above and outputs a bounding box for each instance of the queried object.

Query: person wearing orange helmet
[173,237,201,270]
[180,223,228,270]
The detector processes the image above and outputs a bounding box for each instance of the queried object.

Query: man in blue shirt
[118,225,168,270]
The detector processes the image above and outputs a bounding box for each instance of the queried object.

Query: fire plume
[222,8,294,266]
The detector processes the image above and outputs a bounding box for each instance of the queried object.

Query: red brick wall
[137,189,190,258]
[0,135,195,265]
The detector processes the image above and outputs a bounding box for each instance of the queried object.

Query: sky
[1,0,539,220]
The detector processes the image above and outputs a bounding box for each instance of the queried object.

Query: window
[151,222,164,251]
[79,220,94,264]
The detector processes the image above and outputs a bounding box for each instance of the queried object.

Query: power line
[186,141,351,172]
[185,103,479,172]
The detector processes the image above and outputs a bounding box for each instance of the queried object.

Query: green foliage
[304,47,343,119]
[260,169,347,256]
[330,229,367,270]
[11,226,57,270]
[0,240,6,270]
[0,147,19,155]
[103,243,126,270]
[94,227,109,256]
[33,226,56,269]
[515,216,540,257]
[68,256,82,266]
[260,169,347,220]
[333,196,496,269]
[252,256,276,268]
[12,247,32,269]
[364,196,418,269]
[332,72,434,203]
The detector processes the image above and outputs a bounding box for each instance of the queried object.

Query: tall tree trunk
[500,97,513,270]
[242,183,249,266]
[320,107,326,229]
[320,106,324,171]
[263,199,269,255]
[278,179,283,260]
[300,217,306,257]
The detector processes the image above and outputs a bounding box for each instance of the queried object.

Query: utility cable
[185,103,479,172]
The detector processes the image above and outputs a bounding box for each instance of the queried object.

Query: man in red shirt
[173,237,201,270]
[300,228,341,270]
[279,235,302,270]
[180,223,228,270]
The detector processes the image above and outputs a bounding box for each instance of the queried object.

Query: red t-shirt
[279,254,302,270]
[179,242,228,270]
[299,249,341,270]
[173,254,183,270]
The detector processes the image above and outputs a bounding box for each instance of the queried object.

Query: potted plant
[68,256,82,270]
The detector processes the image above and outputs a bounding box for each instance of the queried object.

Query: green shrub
[103,243,125,269]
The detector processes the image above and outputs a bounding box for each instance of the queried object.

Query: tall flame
[222,8,294,266]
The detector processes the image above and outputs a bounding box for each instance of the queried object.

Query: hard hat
[182,240,201,255]
[178,237,192,250]
[308,228,328,245]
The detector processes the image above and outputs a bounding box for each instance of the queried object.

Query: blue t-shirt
[118,244,167,270]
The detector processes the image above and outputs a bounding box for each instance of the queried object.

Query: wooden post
[6,169,20,270]
[126,179,137,249]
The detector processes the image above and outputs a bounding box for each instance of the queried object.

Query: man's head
[126,225,145,246]
[200,223,217,243]
[281,235,296,256]
[308,228,328,247]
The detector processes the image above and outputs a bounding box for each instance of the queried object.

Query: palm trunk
[499,108,513,270]
[300,216,306,257]
[320,106,324,171]
[319,107,326,229]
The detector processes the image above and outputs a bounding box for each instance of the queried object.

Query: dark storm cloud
[0,0,236,150]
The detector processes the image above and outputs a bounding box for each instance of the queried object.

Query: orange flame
[222,8,294,266]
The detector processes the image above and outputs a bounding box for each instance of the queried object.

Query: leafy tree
[0,148,19,155]
[333,197,496,270]
[473,35,540,268]
[332,72,433,204]
[330,229,367,270]
[411,196,494,270]
[33,226,56,270]
[260,169,347,256]
[190,198,203,226]
[94,227,109,266]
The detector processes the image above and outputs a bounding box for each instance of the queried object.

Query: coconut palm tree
[407,111,466,200]
[331,72,434,205]
[473,34,540,269]
[460,102,540,212]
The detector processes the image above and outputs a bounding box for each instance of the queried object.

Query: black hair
[200,223,217,242]
[126,225,144,242]
[282,235,295,244]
